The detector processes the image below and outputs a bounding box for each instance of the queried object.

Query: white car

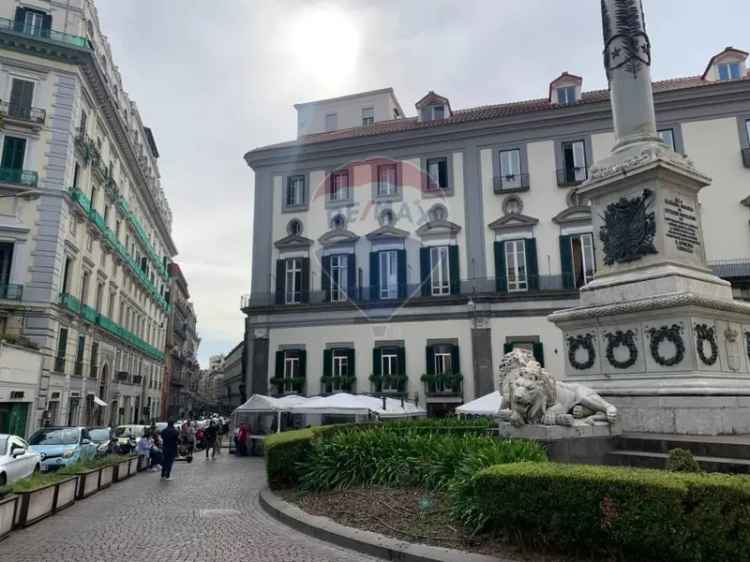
[0,434,41,486]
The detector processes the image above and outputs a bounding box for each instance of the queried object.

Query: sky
[95,0,750,367]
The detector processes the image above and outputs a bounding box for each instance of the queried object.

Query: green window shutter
[532,342,545,367]
[559,235,574,289]
[300,258,310,303]
[275,259,285,304]
[298,350,307,381]
[346,348,355,378]
[425,345,435,375]
[369,252,379,301]
[396,347,406,391]
[450,344,460,374]
[449,246,460,295]
[275,350,284,378]
[372,347,382,391]
[419,247,431,297]
[321,255,331,301]
[1,137,26,170]
[323,349,332,392]
[525,238,539,290]
[13,8,26,28]
[494,241,507,293]
[347,256,356,299]
[503,343,514,355]
[397,249,407,299]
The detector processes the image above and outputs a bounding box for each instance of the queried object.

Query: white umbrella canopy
[288,392,426,418]
[233,394,310,414]
[455,390,502,416]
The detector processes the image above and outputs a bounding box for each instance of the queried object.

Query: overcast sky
[95,0,750,366]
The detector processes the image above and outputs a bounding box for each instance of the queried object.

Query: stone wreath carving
[567,333,596,370]
[694,323,718,366]
[604,330,638,369]
[599,189,657,265]
[648,324,685,367]
[496,348,617,427]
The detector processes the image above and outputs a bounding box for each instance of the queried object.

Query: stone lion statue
[496,348,617,427]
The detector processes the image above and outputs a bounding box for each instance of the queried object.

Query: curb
[259,487,510,562]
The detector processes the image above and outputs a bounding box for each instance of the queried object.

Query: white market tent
[288,392,426,419]
[232,394,312,434]
[455,390,502,416]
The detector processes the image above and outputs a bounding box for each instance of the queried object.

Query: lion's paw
[606,406,618,424]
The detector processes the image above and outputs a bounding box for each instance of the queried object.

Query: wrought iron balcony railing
[0,167,37,187]
[0,101,46,124]
[421,372,463,397]
[556,166,589,187]
[493,173,530,193]
[0,17,93,49]
[270,376,305,395]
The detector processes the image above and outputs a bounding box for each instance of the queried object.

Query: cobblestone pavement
[2,453,378,562]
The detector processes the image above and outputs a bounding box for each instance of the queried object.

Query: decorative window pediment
[552,206,592,226]
[274,233,313,251]
[318,228,360,248]
[488,213,539,233]
[416,219,461,239]
[366,224,410,242]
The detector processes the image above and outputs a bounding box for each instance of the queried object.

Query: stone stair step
[607,449,750,474]
[617,432,750,460]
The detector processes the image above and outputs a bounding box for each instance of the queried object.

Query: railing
[270,377,305,395]
[320,376,356,394]
[369,374,407,394]
[0,167,37,187]
[556,167,589,187]
[0,101,45,124]
[81,303,97,324]
[0,284,23,300]
[0,17,93,49]
[241,274,579,310]
[493,173,530,192]
[421,373,463,397]
[742,148,750,169]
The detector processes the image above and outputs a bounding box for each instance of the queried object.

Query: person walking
[237,423,249,457]
[160,419,179,480]
[205,420,218,460]
[136,431,152,469]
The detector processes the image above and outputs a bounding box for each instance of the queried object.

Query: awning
[455,390,502,416]
[93,396,108,407]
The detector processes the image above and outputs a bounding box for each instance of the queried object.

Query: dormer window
[415,91,451,122]
[557,86,577,105]
[549,72,583,106]
[433,105,445,120]
[718,62,742,81]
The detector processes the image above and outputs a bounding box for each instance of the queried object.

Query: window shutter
[419,247,431,297]
[13,8,26,27]
[396,249,407,299]
[372,347,382,375]
[439,159,448,189]
[450,344,460,374]
[275,259,285,304]
[425,345,435,375]
[559,235,574,289]
[10,80,33,114]
[532,342,545,367]
[298,350,307,381]
[347,256,356,299]
[396,347,406,375]
[42,13,52,32]
[275,350,284,378]
[369,252,379,301]
[525,238,539,290]
[321,255,331,302]
[503,343,514,355]
[300,258,310,303]
[323,349,332,392]
[346,349,355,378]
[494,241,507,293]
[449,246,460,295]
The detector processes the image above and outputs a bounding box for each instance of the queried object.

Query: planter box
[99,465,114,489]
[14,476,78,528]
[0,495,17,541]
[137,454,148,472]
[127,456,138,475]
[73,468,101,499]
[113,459,131,482]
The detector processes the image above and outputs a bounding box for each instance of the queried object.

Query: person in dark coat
[205,421,218,459]
[160,419,179,480]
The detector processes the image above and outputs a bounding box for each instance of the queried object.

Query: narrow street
[2,454,377,562]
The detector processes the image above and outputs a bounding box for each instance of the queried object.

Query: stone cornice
[274,233,313,250]
[488,213,539,232]
[416,219,462,238]
[552,206,592,225]
[318,228,360,248]
[366,224,410,241]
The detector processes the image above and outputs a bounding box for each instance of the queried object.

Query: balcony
[81,303,97,324]
[0,284,23,300]
[0,17,93,50]
[493,173,530,193]
[0,101,45,128]
[320,376,356,394]
[742,147,750,169]
[270,377,305,395]
[556,167,589,187]
[0,167,37,187]
[369,374,407,394]
[59,292,82,314]
[421,373,463,398]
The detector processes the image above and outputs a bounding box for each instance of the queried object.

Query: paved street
[2,454,377,562]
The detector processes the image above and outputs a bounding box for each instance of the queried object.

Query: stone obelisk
[549,0,750,435]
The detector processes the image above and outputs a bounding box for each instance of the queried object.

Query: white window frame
[284,258,302,304]
[379,250,398,300]
[562,140,587,182]
[331,351,349,391]
[426,157,447,191]
[499,148,521,189]
[430,246,450,296]
[381,351,399,391]
[330,254,348,302]
[361,107,374,126]
[330,170,349,202]
[505,239,528,292]
[377,164,397,197]
[571,233,596,288]
[557,86,576,105]
[658,129,675,151]
[283,354,300,380]
[433,348,452,392]
[24,10,45,35]
[718,62,741,81]
[432,105,445,120]
[286,175,305,208]
[745,119,750,143]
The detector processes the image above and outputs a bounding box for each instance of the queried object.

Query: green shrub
[459,462,750,562]
[382,417,495,433]
[666,448,702,473]
[0,471,72,495]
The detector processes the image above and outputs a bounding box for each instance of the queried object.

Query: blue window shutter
[525,238,539,290]
[323,349,332,377]
[494,241,507,293]
[369,252,379,301]
[13,8,26,28]
[559,235,574,289]
[42,13,52,32]
[300,258,310,303]
[449,246,460,295]
[397,249,407,299]
[419,247,431,297]
[275,260,285,304]
[321,255,331,302]
[425,345,435,374]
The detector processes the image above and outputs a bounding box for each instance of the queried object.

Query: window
[0,242,13,287]
[505,239,528,292]
[90,342,98,379]
[361,107,374,126]
[658,129,676,151]
[108,291,116,318]
[330,254,348,302]
[9,79,34,120]
[284,258,303,304]
[379,250,398,300]
[1,136,26,170]
[330,170,349,202]
[498,149,522,189]
[325,113,338,132]
[426,157,448,191]
[329,349,351,391]
[570,233,596,288]
[74,335,85,376]
[21,9,46,36]
[745,119,750,143]
[381,349,400,391]
[286,175,305,208]
[560,140,587,184]
[377,164,397,197]
[718,62,741,81]
[430,246,450,296]
[283,352,300,380]
[557,86,577,105]
[95,283,104,312]
[81,270,90,305]
[79,111,87,135]
[433,105,445,120]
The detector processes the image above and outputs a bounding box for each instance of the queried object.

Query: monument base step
[607,449,750,474]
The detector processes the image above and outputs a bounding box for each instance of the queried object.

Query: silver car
[0,434,41,486]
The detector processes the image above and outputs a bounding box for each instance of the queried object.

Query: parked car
[87,426,113,457]
[0,434,41,486]
[28,427,97,472]
[113,425,148,454]
[154,422,167,433]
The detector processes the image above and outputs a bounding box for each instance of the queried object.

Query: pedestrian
[160,419,179,480]
[213,424,222,457]
[136,431,152,469]
[150,430,163,470]
[205,420,218,459]
[237,422,249,457]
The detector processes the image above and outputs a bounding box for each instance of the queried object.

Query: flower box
[14,476,78,528]
[127,455,138,475]
[0,494,17,541]
[113,458,131,482]
[70,467,101,499]
[99,464,114,489]
[137,454,148,472]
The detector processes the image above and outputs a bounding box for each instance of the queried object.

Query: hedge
[461,462,750,562]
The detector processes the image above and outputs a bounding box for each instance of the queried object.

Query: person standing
[160,419,179,480]
[205,421,218,459]
[237,423,249,457]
